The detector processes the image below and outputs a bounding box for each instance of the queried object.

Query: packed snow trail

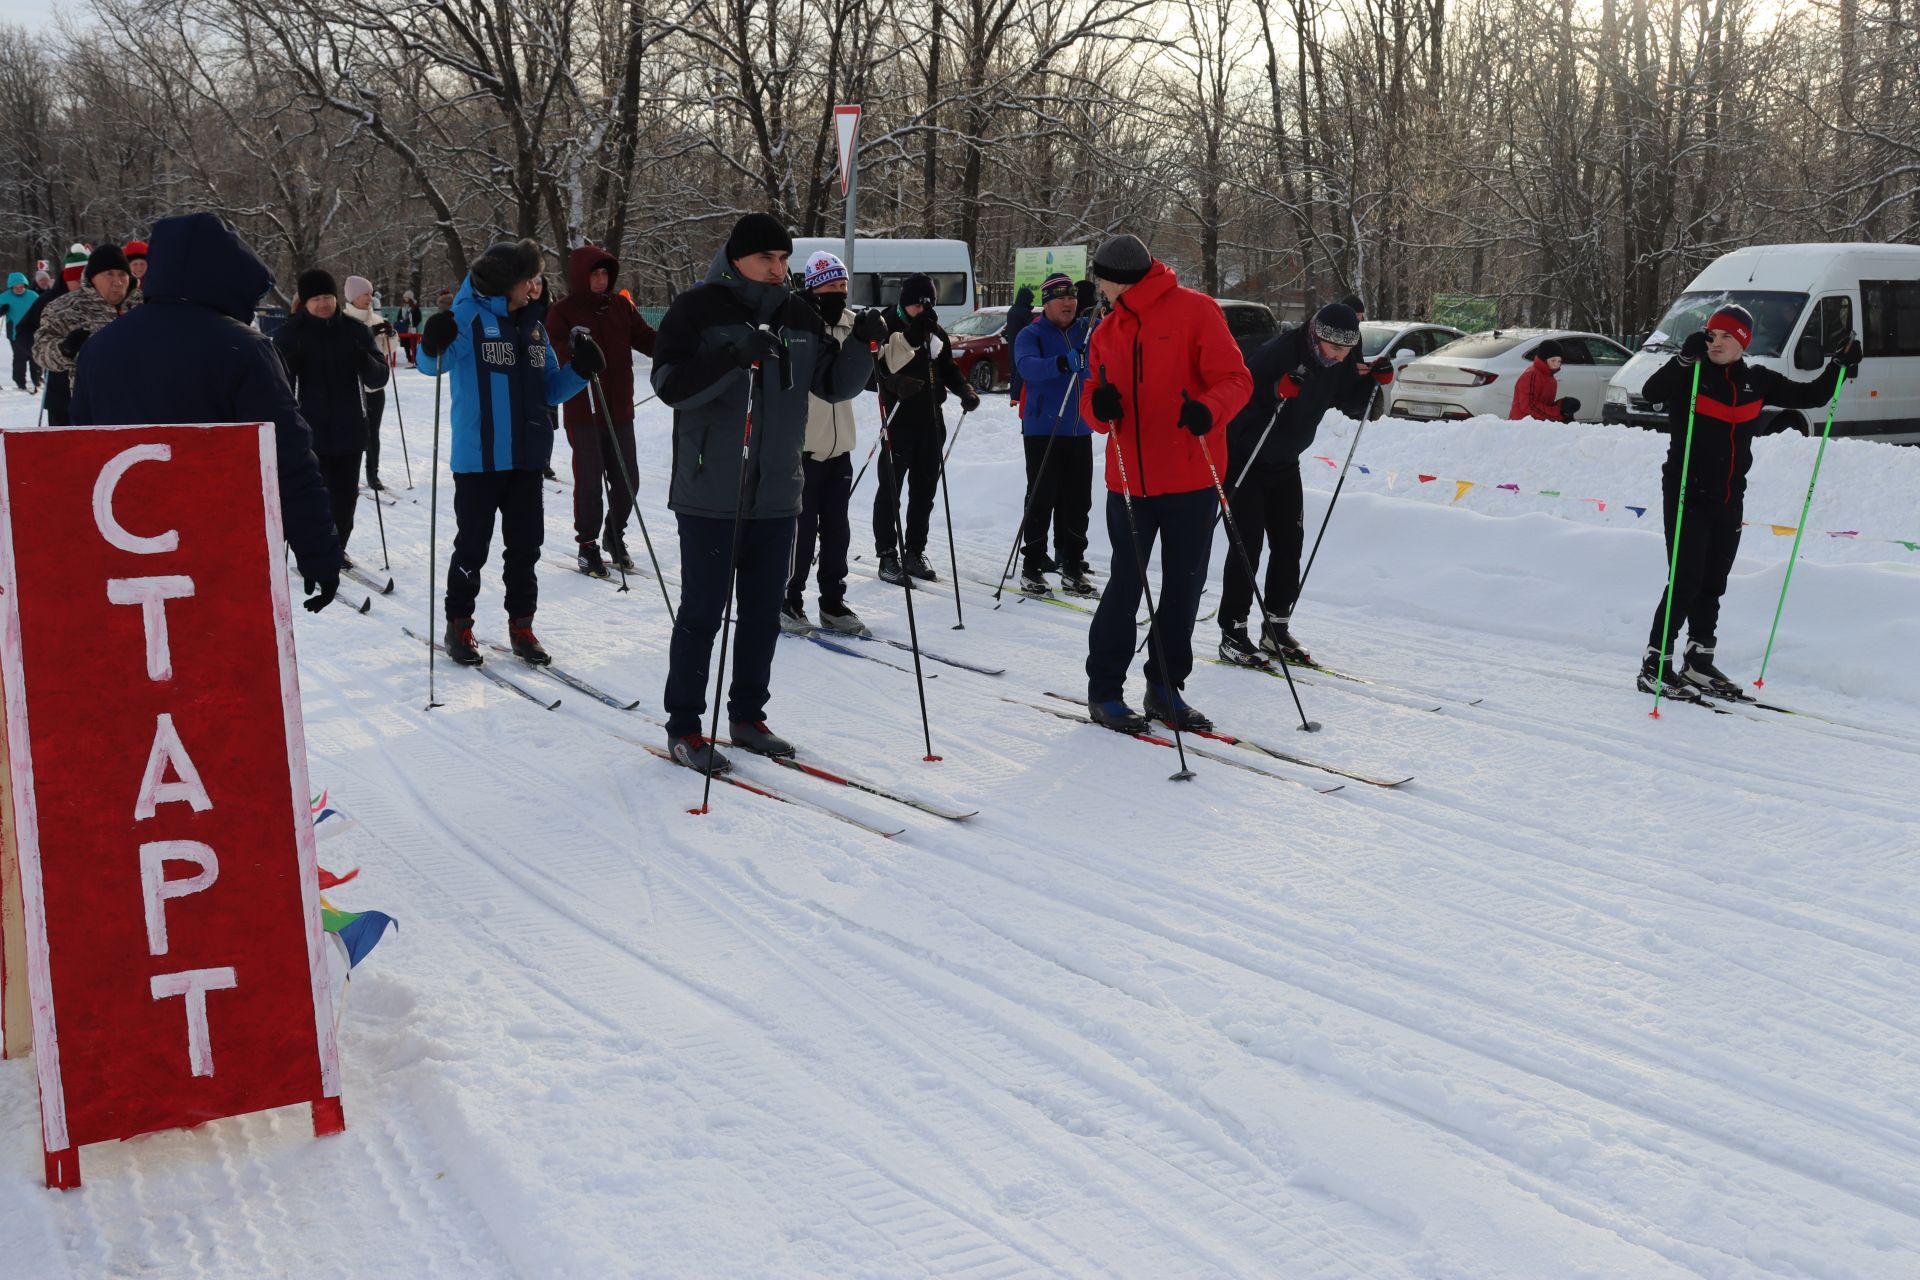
[3,371,1918,1279]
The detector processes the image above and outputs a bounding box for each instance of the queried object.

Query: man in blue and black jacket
[1011,272,1097,595]
[416,238,604,667]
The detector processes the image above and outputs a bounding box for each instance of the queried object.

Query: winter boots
[729,720,796,758]
[604,534,636,573]
[878,552,915,588]
[577,541,611,579]
[1088,699,1151,735]
[1681,642,1742,697]
[668,732,731,775]
[1259,618,1313,666]
[904,550,938,582]
[1058,567,1097,597]
[508,616,551,666]
[1217,625,1270,669]
[780,597,811,633]
[444,616,483,666]
[817,602,870,636]
[1637,646,1704,700]
[1144,685,1214,733]
[1018,563,1050,595]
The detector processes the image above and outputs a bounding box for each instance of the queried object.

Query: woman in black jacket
[274,268,391,561]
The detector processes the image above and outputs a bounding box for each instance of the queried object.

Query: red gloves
[1275,373,1302,400]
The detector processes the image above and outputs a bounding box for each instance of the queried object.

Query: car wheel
[968,361,996,393]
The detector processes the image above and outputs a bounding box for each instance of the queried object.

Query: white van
[1605,243,1920,442]
[789,237,975,325]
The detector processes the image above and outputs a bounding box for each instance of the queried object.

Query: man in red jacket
[1079,234,1253,734]
[550,244,658,577]
[1509,338,1579,422]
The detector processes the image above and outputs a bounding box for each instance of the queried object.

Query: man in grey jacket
[650,214,881,773]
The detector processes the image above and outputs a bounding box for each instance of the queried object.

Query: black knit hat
[85,244,131,283]
[1310,302,1361,348]
[725,213,793,263]
[469,238,545,298]
[1532,339,1564,362]
[295,267,338,300]
[899,273,937,309]
[1340,293,1366,317]
[1092,234,1152,286]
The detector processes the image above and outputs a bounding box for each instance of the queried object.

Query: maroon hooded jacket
[548,244,657,427]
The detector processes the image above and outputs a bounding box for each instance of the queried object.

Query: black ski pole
[1191,397,1319,734]
[936,406,967,629]
[577,374,630,594]
[695,359,762,815]
[847,434,881,499]
[391,355,415,488]
[424,368,445,709]
[1101,364,1194,781]
[587,360,675,623]
[370,467,391,570]
[1295,400,1373,602]
[878,401,942,761]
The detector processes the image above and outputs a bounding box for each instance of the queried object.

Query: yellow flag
[1452,480,1475,504]
[1771,524,1797,536]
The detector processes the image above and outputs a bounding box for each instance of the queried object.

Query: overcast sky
[1,0,66,31]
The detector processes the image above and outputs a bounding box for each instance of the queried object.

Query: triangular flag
[1313,455,1338,467]
[1771,524,1797,535]
[1452,480,1475,504]
[1627,505,1646,517]
[1418,473,1437,484]
[1356,464,1370,475]
[1901,541,1920,552]
[1826,530,1858,538]
[1539,489,1561,497]
[1497,483,1520,493]
[317,865,359,890]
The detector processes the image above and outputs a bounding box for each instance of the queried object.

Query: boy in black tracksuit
[874,273,979,585]
[1217,302,1390,667]
[1637,303,1859,698]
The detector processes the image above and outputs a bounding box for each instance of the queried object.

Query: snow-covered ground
[4,360,1919,1279]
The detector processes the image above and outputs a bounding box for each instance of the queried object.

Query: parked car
[1389,328,1632,423]
[1362,321,1465,368]
[1605,242,1920,442]
[949,305,1012,392]
[789,236,976,325]
[1216,299,1279,362]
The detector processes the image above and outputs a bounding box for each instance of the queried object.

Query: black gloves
[372,320,396,338]
[728,328,784,369]
[1177,393,1213,436]
[60,328,90,357]
[851,309,888,344]
[1558,396,1581,420]
[889,373,926,400]
[1834,338,1862,376]
[302,569,340,614]
[568,328,606,379]
[959,386,981,412]
[1056,355,1072,375]
[1679,330,1709,363]
[420,311,458,358]
[1090,382,1123,423]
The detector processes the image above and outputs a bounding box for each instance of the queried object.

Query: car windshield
[1359,323,1401,358]
[947,310,1005,337]
[1428,333,1533,360]
[1642,290,1809,359]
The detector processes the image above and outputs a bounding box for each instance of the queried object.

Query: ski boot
[729,720,796,758]
[779,597,811,633]
[577,541,611,579]
[1018,563,1051,595]
[1059,566,1097,597]
[1088,698,1151,734]
[508,616,552,666]
[1637,647,1704,700]
[444,616,483,666]
[604,535,636,573]
[878,552,915,588]
[818,601,871,636]
[1217,625,1271,669]
[367,472,385,492]
[1145,685,1214,733]
[1259,618,1313,666]
[905,550,938,582]
[668,731,731,776]
[1682,642,1743,699]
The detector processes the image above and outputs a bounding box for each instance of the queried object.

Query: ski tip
[355,597,371,614]
[380,579,395,595]
[620,699,642,710]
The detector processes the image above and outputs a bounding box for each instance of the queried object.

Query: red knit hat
[124,239,149,261]
[1706,304,1753,350]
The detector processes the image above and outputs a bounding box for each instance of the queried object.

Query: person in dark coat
[1002,284,1035,403]
[1216,301,1389,667]
[549,243,659,576]
[873,272,978,584]
[68,212,342,612]
[273,269,390,562]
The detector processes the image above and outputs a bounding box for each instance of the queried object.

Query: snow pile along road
[3,370,1918,1279]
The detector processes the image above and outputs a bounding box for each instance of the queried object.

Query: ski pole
[695,362,761,815]
[1650,361,1702,718]
[1295,411,1370,601]
[936,406,967,629]
[877,401,942,759]
[1755,363,1848,688]
[588,363,675,624]
[1102,365,1194,781]
[943,404,968,463]
[848,434,881,498]
[425,367,445,710]
[577,379,630,594]
[1193,405,1319,734]
[370,467,391,570]
[391,354,415,488]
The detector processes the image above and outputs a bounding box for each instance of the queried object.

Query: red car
[948,305,1012,392]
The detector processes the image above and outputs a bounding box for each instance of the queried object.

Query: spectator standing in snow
[342,274,400,490]
[124,239,148,300]
[1216,301,1388,669]
[873,272,979,585]
[1011,271,1097,596]
[1509,339,1580,422]
[33,244,132,426]
[1002,283,1035,403]
[274,269,390,562]
[1636,304,1860,698]
[68,212,342,613]
[416,239,603,668]
[649,214,877,775]
[15,254,81,397]
[1080,233,1252,734]
[398,291,423,363]
[3,272,38,390]
[549,243,659,577]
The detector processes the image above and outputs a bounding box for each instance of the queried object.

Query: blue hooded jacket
[1,273,36,337]
[1012,313,1094,438]
[67,213,340,579]
[415,276,587,474]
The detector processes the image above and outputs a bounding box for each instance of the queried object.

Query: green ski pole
[1650,361,1702,719]
[1754,367,1847,689]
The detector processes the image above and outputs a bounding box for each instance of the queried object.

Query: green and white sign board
[1013,245,1089,296]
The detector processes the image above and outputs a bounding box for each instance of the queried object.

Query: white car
[1388,329,1633,422]
[1362,321,1465,369]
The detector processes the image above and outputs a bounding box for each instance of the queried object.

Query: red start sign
[0,422,341,1189]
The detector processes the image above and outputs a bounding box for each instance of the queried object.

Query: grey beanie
[1092,234,1153,286]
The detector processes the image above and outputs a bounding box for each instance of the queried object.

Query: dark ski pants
[1086,487,1216,702]
[1649,492,1743,652]
[43,371,70,426]
[566,409,638,549]
[665,513,797,738]
[317,451,362,555]
[1218,461,1305,629]
[871,420,946,557]
[789,452,853,609]
[10,337,30,389]
[364,389,385,485]
[1021,434,1093,572]
[446,468,545,621]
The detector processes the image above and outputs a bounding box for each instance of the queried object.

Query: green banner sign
[1430,292,1498,333]
[1013,245,1089,296]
